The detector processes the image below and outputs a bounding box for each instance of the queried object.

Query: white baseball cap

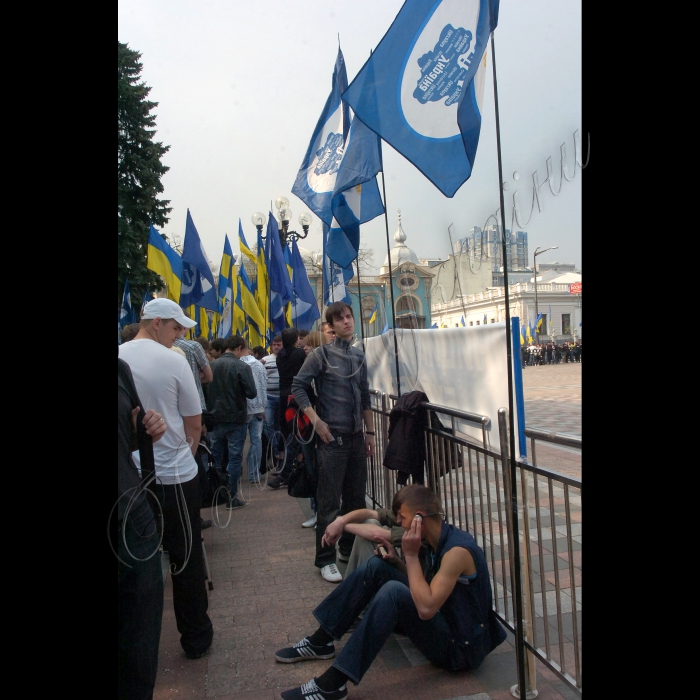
[141,298,197,328]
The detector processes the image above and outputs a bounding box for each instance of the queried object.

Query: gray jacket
[292,337,370,434]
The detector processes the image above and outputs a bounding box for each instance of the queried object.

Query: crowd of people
[521,340,582,366]
[117,299,506,700]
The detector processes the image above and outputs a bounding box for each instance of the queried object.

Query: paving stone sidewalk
[153,482,578,700]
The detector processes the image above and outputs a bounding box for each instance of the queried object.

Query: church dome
[382,211,419,269]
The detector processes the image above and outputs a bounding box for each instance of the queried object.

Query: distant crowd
[521,341,582,366]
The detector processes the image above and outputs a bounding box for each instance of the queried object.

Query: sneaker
[302,514,317,528]
[280,678,347,700]
[200,519,213,530]
[320,564,342,583]
[337,551,349,563]
[226,497,246,510]
[268,477,288,490]
[184,645,210,659]
[274,638,336,664]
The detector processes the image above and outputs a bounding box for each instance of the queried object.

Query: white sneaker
[321,564,342,583]
[302,514,317,528]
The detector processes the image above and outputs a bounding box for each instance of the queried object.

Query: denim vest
[426,522,507,669]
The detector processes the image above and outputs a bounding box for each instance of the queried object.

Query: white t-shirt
[118,339,202,484]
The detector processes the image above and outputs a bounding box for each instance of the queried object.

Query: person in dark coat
[383,391,429,485]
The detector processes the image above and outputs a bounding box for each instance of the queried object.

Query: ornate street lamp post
[533,246,557,344]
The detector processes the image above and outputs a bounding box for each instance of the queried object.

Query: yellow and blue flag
[460,316,466,327]
[217,235,234,338]
[255,226,270,341]
[368,302,378,324]
[147,224,183,302]
[238,220,256,266]
[240,261,266,334]
[233,276,245,336]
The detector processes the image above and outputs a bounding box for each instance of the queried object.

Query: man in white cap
[118,298,213,659]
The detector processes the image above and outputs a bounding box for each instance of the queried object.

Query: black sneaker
[268,477,288,490]
[280,678,347,700]
[274,638,336,663]
[226,497,246,510]
[200,519,213,530]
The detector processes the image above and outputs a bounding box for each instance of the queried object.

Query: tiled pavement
[153,483,579,700]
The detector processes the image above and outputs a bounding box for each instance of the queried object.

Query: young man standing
[292,302,375,583]
[240,342,267,484]
[207,336,257,509]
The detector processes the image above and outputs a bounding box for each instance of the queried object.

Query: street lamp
[533,246,558,344]
[274,196,312,247]
[251,212,266,238]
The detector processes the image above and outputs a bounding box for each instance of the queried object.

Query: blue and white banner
[322,222,353,305]
[327,115,385,268]
[181,210,219,310]
[342,0,498,197]
[292,48,350,224]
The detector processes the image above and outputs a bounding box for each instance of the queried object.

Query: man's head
[209,338,226,359]
[120,323,140,344]
[281,327,299,349]
[271,335,283,355]
[225,335,247,358]
[138,299,196,348]
[297,329,309,347]
[320,322,335,344]
[325,302,354,341]
[252,345,266,360]
[392,484,443,529]
[195,337,210,352]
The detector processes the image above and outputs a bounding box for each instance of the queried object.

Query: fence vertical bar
[533,475,551,658]
[564,484,582,689]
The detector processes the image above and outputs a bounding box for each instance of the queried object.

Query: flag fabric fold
[181,210,218,310]
[266,214,293,333]
[217,235,235,338]
[147,224,183,302]
[119,279,136,331]
[342,0,498,197]
[327,115,385,268]
[292,48,350,224]
[322,223,353,305]
[289,238,321,331]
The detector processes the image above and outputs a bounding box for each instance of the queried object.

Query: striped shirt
[173,338,210,410]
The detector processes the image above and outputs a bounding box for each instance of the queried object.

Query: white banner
[364,322,524,458]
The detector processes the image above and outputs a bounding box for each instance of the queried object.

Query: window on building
[540,314,547,335]
[476,320,480,325]
[469,321,473,326]
[491,319,495,324]
[562,313,571,335]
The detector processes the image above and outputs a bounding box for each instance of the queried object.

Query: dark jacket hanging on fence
[383,391,429,485]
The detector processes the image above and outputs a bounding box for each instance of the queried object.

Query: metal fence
[365,391,582,697]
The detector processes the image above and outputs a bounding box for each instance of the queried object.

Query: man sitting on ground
[274,484,506,700]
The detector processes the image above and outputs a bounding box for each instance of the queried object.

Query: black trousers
[154,476,213,656]
[315,432,367,568]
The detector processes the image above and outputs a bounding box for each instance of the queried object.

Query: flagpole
[379,170,401,397]
[355,258,366,350]
[490,32,528,700]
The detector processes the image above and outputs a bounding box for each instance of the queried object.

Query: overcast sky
[118,0,582,275]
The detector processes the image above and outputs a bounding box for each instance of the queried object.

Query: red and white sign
[569,282,582,295]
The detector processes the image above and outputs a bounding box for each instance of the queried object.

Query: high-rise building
[453,227,529,271]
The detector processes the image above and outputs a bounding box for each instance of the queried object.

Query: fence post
[498,409,538,699]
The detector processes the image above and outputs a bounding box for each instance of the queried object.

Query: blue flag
[292,48,350,224]
[342,0,499,197]
[119,278,136,331]
[430,321,438,329]
[266,213,293,332]
[289,238,321,331]
[322,223,353,305]
[381,321,390,334]
[327,115,385,268]
[218,235,235,339]
[181,210,218,310]
[460,315,466,326]
[140,287,152,316]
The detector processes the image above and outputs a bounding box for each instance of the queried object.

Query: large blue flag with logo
[322,222,353,305]
[292,48,350,224]
[266,213,294,332]
[342,0,499,197]
[289,238,321,331]
[119,278,136,331]
[181,210,218,310]
[327,115,385,268]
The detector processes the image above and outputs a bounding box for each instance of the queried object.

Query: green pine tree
[118,41,172,309]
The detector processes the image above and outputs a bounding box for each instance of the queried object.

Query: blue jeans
[313,556,462,684]
[264,395,281,453]
[117,503,163,699]
[246,413,265,481]
[212,421,247,499]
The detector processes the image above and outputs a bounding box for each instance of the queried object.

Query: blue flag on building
[181,210,218,310]
[460,315,466,327]
[266,213,293,332]
[322,222,353,305]
[292,48,350,224]
[119,278,136,331]
[342,0,499,197]
[430,321,438,329]
[327,115,385,268]
[289,238,321,331]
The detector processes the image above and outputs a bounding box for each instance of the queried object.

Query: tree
[118,41,171,309]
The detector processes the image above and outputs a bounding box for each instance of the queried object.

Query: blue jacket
[426,522,507,669]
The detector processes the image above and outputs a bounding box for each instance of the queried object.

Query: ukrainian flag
[233,276,245,336]
[368,303,378,324]
[255,228,270,341]
[535,313,543,332]
[283,241,294,327]
[147,224,183,302]
[240,262,266,335]
[238,221,256,266]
